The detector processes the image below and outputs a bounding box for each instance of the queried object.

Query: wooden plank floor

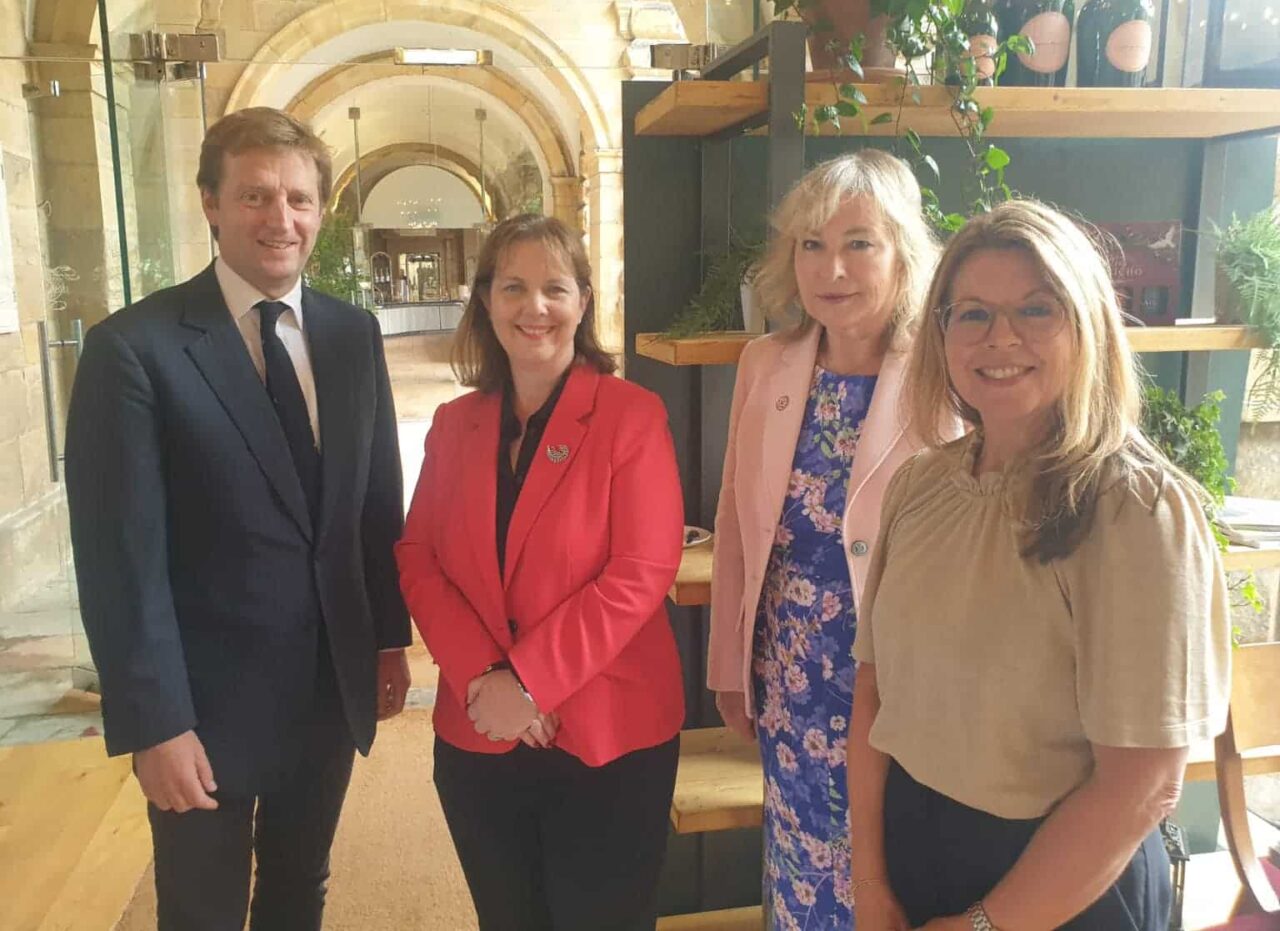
[0,737,150,931]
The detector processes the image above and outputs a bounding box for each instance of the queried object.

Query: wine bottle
[947,0,1001,86]
[1076,0,1155,87]
[995,0,1075,86]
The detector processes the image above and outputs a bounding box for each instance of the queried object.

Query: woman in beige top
[847,200,1230,930]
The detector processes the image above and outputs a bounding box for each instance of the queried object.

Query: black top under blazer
[64,264,411,794]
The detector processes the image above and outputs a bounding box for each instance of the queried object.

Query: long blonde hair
[753,150,938,346]
[908,199,1192,561]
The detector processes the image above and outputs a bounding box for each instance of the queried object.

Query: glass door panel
[0,1,208,746]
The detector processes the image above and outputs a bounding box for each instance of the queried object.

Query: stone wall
[0,3,71,610]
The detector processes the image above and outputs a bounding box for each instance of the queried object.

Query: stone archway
[289,59,575,182]
[222,0,610,153]
[331,142,509,220]
[291,64,579,227]
[220,0,623,353]
[30,0,629,353]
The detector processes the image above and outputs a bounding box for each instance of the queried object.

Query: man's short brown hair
[197,107,333,203]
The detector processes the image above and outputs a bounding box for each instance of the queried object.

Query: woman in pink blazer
[397,215,685,931]
[706,151,958,928]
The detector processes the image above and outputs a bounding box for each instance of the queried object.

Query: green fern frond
[665,236,765,338]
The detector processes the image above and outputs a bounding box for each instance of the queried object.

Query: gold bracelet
[850,877,888,892]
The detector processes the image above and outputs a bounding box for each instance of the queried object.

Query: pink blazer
[706,325,957,715]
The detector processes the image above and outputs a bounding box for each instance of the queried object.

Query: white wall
[362,165,484,230]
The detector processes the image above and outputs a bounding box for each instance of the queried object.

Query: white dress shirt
[214,258,321,448]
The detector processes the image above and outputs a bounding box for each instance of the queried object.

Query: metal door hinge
[129,32,221,82]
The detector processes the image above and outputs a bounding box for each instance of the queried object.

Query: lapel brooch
[546,443,570,464]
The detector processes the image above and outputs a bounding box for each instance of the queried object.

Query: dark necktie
[257,300,321,519]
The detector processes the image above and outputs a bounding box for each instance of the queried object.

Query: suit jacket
[396,364,685,767]
[706,325,961,714]
[64,265,411,794]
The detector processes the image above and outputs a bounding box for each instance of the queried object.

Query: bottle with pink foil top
[995,0,1075,86]
[945,0,1001,86]
[1076,0,1155,86]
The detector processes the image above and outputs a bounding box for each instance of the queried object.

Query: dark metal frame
[1202,0,1280,87]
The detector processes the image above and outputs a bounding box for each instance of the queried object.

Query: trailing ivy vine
[774,0,1031,231]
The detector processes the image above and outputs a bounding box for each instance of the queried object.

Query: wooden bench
[672,726,1280,835]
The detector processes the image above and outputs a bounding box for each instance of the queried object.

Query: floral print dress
[752,365,877,931]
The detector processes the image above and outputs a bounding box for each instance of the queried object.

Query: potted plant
[1214,204,1280,416]
[305,209,364,304]
[1140,384,1263,608]
[788,0,902,79]
[1140,383,1262,854]
[665,236,765,338]
[776,0,1034,232]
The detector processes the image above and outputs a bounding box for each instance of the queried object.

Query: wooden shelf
[638,326,1266,367]
[672,726,1280,835]
[670,727,764,833]
[671,540,713,606]
[1127,325,1267,353]
[657,906,762,931]
[636,82,1280,139]
[637,332,756,366]
[1223,545,1280,572]
[671,539,1275,610]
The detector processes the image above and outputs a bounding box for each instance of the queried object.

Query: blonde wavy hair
[908,199,1194,562]
[753,150,938,347]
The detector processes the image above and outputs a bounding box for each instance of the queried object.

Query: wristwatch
[966,902,998,931]
[482,660,535,706]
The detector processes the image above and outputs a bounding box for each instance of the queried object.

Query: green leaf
[837,100,861,117]
[922,154,940,180]
[984,146,1011,170]
[838,83,859,100]
[943,213,967,232]
[904,128,922,150]
[815,104,839,123]
[1007,34,1035,56]
[793,104,808,131]
[869,111,895,126]
[980,106,995,130]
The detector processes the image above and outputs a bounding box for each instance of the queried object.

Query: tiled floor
[0,574,101,747]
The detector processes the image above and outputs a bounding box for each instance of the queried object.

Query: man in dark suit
[64,107,411,931]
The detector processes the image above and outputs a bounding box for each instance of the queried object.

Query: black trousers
[883,759,1171,930]
[147,642,356,931]
[433,734,680,931]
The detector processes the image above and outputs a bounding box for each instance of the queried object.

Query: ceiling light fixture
[394,47,493,66]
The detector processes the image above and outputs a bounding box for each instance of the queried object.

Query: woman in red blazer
[396,214,685,931]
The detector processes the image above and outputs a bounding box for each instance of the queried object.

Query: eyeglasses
[936,298,1069,346]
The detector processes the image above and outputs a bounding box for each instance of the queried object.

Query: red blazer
[396,364,685,766]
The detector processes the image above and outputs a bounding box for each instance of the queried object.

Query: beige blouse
[853,435,1231,819]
